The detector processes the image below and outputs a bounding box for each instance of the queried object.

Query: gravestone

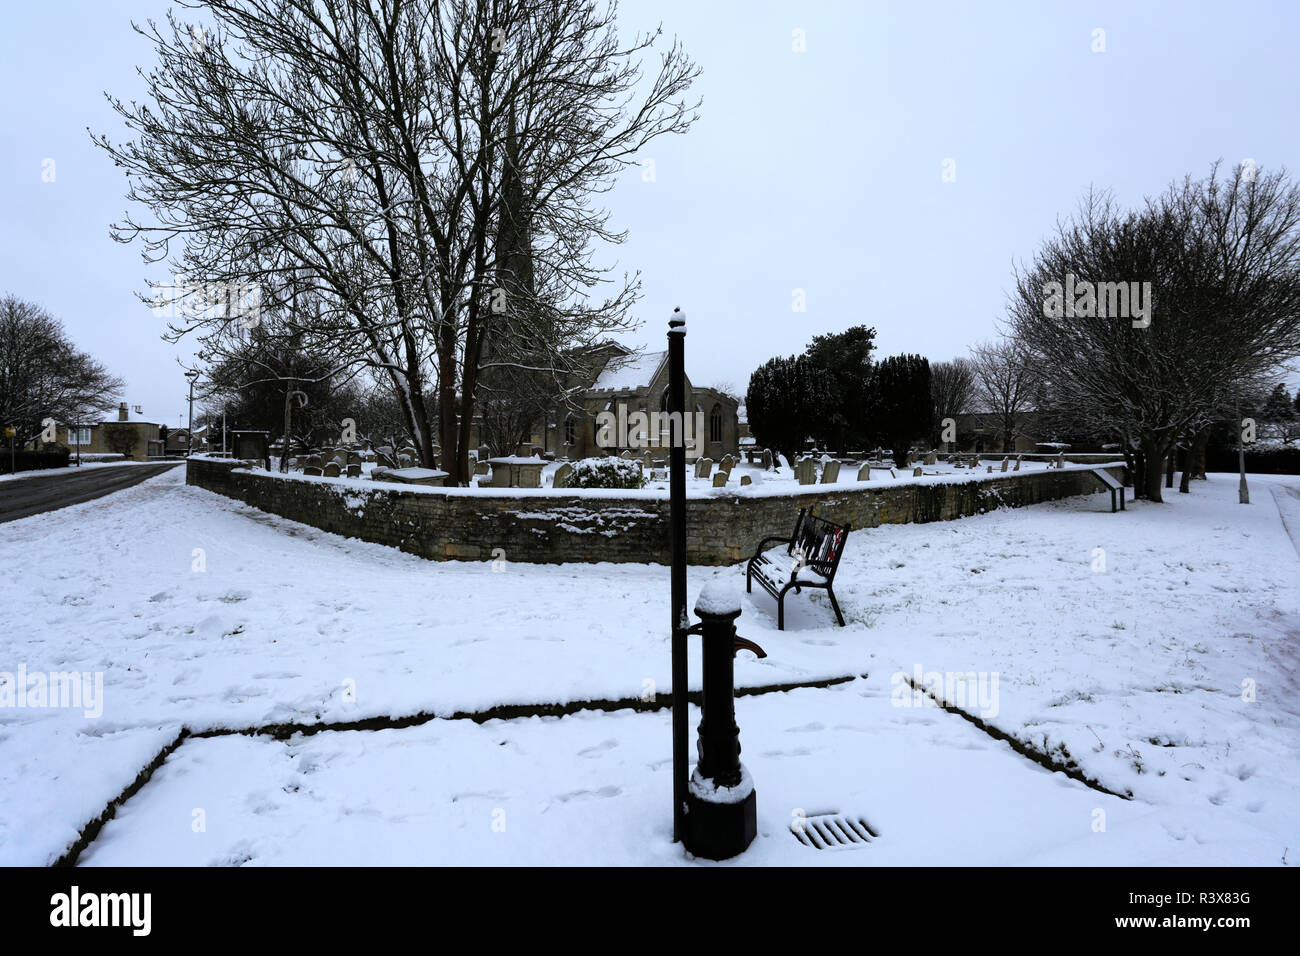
[924,451,937,465]
[712,472,728,487]
[795,457,817,485]
[1057,452,1065,469]
[474,460,490,476]
[1014,455,1022,471]
[346,463,361,478]
[856,463,871,481]
[620,450,636,460]
[1000,458,1009,472]
[303,465,323,476]
[740,475,752,486]
[398,453,413,468]
[913,466,923,477]
[694,458,713,479]
[761,448,773,470]
[348,451,362,466]
[305,455,322,470]
[478,445,491,462]
[323,461,342,478]
[821,460,841,484]
[552,463,573,489]
[987,465,993,473]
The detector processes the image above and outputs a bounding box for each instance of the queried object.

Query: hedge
[1,446,72,475]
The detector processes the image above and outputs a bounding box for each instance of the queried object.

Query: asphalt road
[0,462,184,524]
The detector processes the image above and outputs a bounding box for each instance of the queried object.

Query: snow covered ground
[2,466,1297,865]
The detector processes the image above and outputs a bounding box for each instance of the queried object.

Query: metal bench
[746,508,850,630]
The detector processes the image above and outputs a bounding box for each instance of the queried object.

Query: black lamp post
[185,370,200,457]
[667,307,761,859]
[668,309,688,842]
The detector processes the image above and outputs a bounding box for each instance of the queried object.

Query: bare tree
[929,358,975,448]
[969,341,1038,453]
[96,0,698,484]
[1006,165,1300,502]
[0,294,124,444]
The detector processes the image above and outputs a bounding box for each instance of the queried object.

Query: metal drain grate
[790,813,878,850]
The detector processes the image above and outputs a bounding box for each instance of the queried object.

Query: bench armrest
[749,536,792,561]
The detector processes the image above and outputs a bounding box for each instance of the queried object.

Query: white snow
[2,466,1298,865]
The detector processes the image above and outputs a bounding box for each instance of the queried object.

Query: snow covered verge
[2,467,1297,865]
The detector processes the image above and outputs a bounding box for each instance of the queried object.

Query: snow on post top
[695,580,741,617]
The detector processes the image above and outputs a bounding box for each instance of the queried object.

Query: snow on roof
[591,350,666,391]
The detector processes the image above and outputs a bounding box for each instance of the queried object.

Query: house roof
[590,350,667,391]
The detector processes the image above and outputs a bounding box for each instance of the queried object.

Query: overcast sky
[2,0,1297,427]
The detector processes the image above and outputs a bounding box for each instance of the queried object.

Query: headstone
[1057,452,1065,469]
[323,461,341,478]
[490,464,511,488]
[761,448,773,470]
[987,465,993,473]
[712,472,728,487]
[1014,456,1022,471]
[346,463,361,478]
[305,455,322,470]
[924,451,937,465]
[620,449,635,460]
[398,453,413,468]
[913,466,923,477]
[1000,458,1009,472]
[303,465,323,477]
[821,460,841,484]
[477,445,491,462]
[553,463,573,489]
[694,458,713,479]
[856,463,871,481]
[348,451,362,466]
[474,461,490,476]
[795,457,817,485]
[740,475,752,486]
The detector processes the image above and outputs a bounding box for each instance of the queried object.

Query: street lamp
[185,370,201,458]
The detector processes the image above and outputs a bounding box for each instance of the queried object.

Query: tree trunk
[1165,448,1176,488]
[1141,437,1167,502]
[1190,427,1209,480]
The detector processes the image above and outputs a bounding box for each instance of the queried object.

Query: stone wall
[188,457,1127,567]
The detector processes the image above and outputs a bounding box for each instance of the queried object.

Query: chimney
[118,402,129,422]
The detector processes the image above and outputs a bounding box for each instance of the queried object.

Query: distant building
[951,411,1041,454]
[482,342,739,460]
[35,403,163,460]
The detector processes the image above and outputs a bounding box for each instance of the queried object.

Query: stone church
[531,342,740,461]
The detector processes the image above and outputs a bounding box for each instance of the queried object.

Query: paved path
[0,462,183,524]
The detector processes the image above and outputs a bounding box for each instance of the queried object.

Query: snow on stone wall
[186,458,1126,566]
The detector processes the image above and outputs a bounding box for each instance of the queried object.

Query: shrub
[1205,445,1300,475]
[567,457,646,489]
[2,446,71,474]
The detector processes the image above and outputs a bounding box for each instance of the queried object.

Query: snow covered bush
[567,457,646,489]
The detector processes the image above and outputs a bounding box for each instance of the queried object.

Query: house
[36,403,163,460]
[483,342,740,460]
[951,411,1041,454]
[164,425,207,456]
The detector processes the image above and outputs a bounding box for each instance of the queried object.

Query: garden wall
[187,457,1127,566]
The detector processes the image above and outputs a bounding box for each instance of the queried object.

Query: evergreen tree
[745,355,834,467]
[802,325,876,452]
[868,354,933,467]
